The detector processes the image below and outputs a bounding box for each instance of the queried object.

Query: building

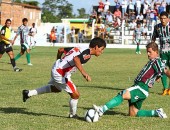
[0,0,41,30]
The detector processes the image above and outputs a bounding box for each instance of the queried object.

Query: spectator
[143,0,150,18]
[155,0,161,10]
[161,0,167,11]
[113,7,122,19]
[50,26,57,46]
[105,25,111,38]
[98,0,104,13]
[151,0,155,10]
[136,12,144,24]
[104,0,110,12]
[78,30,84,43]
[129,19,137,31]
[136,0,141,15]
[106,11,113,25]
[70,27,75,43]
[121,0,128,18]
[158,4,165,15]
[128,0,135,15]
[91,9,97,20]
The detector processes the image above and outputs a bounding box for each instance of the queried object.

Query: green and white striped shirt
[152,22,170,53]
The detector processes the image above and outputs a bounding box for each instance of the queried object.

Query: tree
[42,0,74,23]
[14,0,39,7]
[77,8,89,18]
[23,1,39,6]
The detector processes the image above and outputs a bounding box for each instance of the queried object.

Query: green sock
[136,45,139,52]
[137,110,158,117]
[103,94,123,112]
[14,53,22,61]
[26,53,31,63]
[161,74,168,89]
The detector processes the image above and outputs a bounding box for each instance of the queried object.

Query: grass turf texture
[0,46,170,130]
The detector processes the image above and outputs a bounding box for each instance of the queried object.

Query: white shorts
[48,77,77,93]
[49,60,77,93]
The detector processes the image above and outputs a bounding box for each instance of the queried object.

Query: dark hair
[22,18,28,22]
[160,11,168,18]
[5,19,11,24]
[146,42,158,52]
[89,37,106,48]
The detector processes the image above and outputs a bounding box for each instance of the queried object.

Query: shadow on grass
[104,110,128,116]
[0,69,11,71]
[78,85,124,91]
[0,107,85,121]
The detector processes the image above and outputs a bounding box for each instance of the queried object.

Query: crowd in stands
[87,0,169,42]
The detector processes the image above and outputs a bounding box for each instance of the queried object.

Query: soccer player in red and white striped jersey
[22,37,106,118]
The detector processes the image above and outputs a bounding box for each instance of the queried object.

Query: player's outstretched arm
[73,56,91,81]
[12,34,18,45]
[57,48,64,59]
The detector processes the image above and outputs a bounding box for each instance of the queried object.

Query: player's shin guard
[69,98,78,115]
[137,110,157,117]
[14,53,22,61]
[104,94,123,112]
[10,58,16,68]
[26,53,31,63]
[28,85,51,96]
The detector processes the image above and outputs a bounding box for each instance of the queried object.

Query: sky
[36,0,170,15]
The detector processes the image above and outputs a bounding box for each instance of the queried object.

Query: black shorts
[0,41,13,54]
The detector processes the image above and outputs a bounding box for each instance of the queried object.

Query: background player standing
[152,11,170,95]
[0,19,22,72]
[133,22,143,54]
[22,37,106,118]
[29,23,37,49]
[13,18,33,66]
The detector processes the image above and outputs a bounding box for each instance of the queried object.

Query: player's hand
[83,74,91,82]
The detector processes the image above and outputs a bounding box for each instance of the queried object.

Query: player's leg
[14,45,25,61]
[24,43,33,65]
[93,89,130,116]
[6,47,22,72]
[65,80,80,117]
[160,53,168,95]
[22,78,62,102]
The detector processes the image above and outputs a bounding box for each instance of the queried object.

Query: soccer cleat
[156,108,167,118]
[168,89,170,95]
[22,90,30,102]
[68,114,80,119]
[27,63,33,66]
[14,67,22,72]
[93,104,104,117]
[162,89,169,96]
[138,51,141,54]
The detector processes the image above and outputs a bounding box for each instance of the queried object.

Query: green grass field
[0,46,170,130]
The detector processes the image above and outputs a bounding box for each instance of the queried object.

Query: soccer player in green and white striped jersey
[133,22,143,54]
[152,11,170,95]
[93,42,170,119]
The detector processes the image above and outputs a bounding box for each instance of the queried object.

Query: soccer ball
[84,109,99,123]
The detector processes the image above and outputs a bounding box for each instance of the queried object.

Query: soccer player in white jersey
[13,18,33,66]
[94,42,170,119]
[152,11,170,95]
[29,23,37,49]
[22,37,106,118]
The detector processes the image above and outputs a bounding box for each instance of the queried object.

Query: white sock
[28,85,51,97]
[69,98,78,115]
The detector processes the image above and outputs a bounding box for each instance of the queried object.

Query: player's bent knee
[50,85,61,93]
[70,91,80,99]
